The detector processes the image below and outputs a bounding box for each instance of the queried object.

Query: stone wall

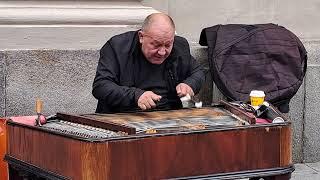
[1,40,318,163]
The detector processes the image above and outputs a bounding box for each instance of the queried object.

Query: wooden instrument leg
[265,173,291,180]
[9,166,24,180]
[9,165,47,180]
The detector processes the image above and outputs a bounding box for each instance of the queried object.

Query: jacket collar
[130,31,141,57]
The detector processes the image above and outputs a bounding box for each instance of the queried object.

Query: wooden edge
[280,124,292,166]
[56,113,136,135]
[219,100,256,124]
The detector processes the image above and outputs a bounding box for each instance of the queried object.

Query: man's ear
[138,31,143,43]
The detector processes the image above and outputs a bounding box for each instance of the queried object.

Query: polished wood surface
[6,124,292,179]
[7,104,292,180]
[0,118,8,180]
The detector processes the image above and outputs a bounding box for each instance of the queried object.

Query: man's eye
[153,44,161,49]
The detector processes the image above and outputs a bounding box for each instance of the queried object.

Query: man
[92,13,204,113]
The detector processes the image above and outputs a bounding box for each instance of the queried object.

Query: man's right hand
[137,91,162,110]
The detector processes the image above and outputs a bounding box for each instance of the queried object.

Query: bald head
[138,13,175,64]
[141,13,175,33]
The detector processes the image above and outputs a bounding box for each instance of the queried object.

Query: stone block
[169,0,277,43]
[0,27,139,50]
[0,52,5,117]
[303,65,320,162]
[289,83,305,163]
[5,50,99,116]
[304,40,320,65]
[276,0,320,40]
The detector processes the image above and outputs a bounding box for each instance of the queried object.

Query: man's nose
[157,47,166,56]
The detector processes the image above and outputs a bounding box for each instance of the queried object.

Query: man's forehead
[152,35,174,44]
[144,31,174,42]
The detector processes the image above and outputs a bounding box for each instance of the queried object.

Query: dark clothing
[92,31,205,113]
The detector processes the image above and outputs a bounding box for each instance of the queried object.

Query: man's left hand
[176,83,194,97]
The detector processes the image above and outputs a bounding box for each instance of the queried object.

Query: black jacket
[92,31,204,113]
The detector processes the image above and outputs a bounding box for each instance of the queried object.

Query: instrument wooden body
[5,102,293,180]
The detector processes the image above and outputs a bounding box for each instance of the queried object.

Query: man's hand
[137,91,162,110]
[176,83,194,97]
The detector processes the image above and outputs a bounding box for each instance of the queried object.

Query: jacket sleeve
[175,37,205,94]
[182,54,205,94]
[92,42,144,108]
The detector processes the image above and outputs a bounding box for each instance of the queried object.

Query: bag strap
[213,25,278,58]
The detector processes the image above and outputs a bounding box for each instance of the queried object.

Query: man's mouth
[155,55,165,59]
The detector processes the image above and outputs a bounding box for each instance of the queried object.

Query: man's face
[139,29,174,64]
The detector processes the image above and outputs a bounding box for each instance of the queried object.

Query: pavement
[234,162,320,180]
[290,162,320,180]
[240,162,320,180]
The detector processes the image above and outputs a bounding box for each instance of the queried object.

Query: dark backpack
[199,24,307,113]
